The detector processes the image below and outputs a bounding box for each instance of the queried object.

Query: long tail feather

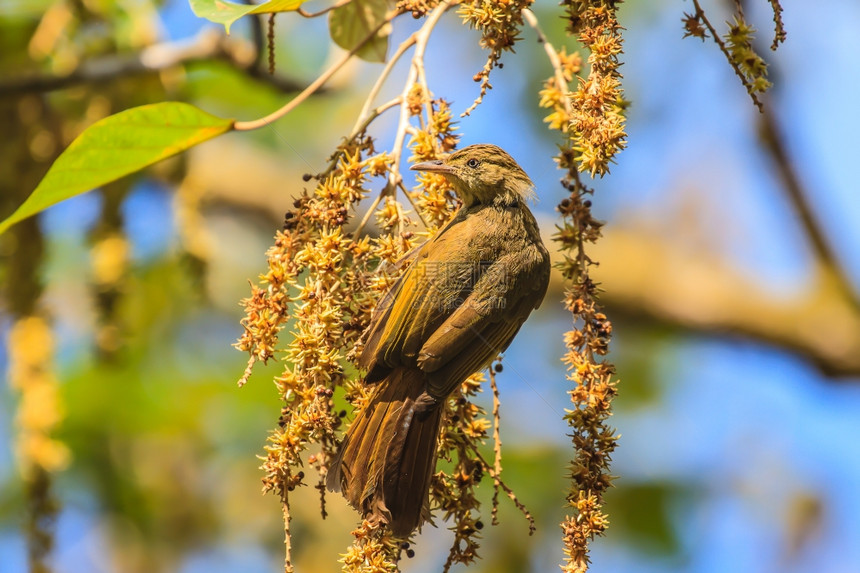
[327,368,442,537]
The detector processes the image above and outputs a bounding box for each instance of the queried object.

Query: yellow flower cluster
[340,519,400,573]
[458,0,535,114]
[682,1,785,112]
[239,49,538,569]
[239,85,506,570]
[430,372,489,572]
[564,0,627,177]
[537,2,625,571]
[553,179,619,573]
[556,197,619,573]
[8,316,70,477]
[724,16,772,95]
[539,48,582,130]
[234,140,409,561]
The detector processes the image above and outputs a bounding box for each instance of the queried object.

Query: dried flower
[458,0,535,115]
[563,0,627,177]
[684,0,784,112]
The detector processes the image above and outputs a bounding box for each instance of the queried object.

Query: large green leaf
[329,0,391,63]
[189,0,304,34]
[0,102,233,236]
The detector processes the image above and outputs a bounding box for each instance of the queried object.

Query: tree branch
[689,0,764,112]
[234,8,404,131]
[298,0,354,18]
[585,229,860,378]
[523,8,573,117]
[0,28,308,98]
[756,100,860,310]
[385,0,454,199]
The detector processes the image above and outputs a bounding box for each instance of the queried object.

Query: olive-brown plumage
[328,144,551,536]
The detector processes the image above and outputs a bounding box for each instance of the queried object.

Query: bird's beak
[410,160,453,174]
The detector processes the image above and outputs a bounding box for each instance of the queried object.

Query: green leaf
[0,102,233,236]
[189,0,304,34]
[329,0,391,63]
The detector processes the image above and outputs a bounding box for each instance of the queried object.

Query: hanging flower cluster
[682,0,786,112]
[537,2,624,571]
[235,137,407,571]
[458,0,535,115]
[236,80,533,570]
[563,0,627,177]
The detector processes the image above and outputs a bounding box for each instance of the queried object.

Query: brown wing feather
[418,296,535,399]
[358,245,425,375]
[359,217,475,378]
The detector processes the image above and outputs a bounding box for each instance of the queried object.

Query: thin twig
[353,191,386,239]
[397,180,430,230]
[412,38,435,125]
[316,476,328,519]
[690,0,764,112]
[0,29,306,97]
[267,13,276,75]
[282,491,294,573]
[488,365,503,526]
[355,96,403,139]
[757,102,859,310]
[298,0,354,18]
[460,56,494,117]
[352,33,418,134]
[522,8,573,117]
[317,96,403,181]
[386,1,454,198]
[470,446,536,534]
[234,9,403,131]
[767,0,787,50]
[238,354,256,387]
[395,196,406,236]
[348,98,406,240]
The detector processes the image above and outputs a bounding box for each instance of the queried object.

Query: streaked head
[411,144,535,206]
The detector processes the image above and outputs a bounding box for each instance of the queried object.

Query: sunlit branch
[396,180,430,230]
[522,8,573,116]
[234,9,403,131]
[386,0,455,198]
[757,102,860,310]
[690,0,764,112]
[590,230,860,378]
[352,34,418,134]
[469,445,536,534]
[488,365,504,526]
[298,0,355,18]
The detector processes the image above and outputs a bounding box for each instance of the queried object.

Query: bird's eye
[466,158,480,168]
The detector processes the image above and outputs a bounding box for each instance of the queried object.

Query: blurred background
[2,0,860,572]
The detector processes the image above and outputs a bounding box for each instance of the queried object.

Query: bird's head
[410,144,535,207]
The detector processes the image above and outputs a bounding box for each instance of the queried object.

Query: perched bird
[327,144,551,537]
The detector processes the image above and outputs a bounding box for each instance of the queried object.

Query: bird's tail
[327,367,442,537]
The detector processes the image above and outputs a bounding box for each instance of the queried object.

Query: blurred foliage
[603,481,691,557]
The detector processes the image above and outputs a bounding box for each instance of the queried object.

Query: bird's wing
[358,232,468,377]
[358,243,424,374]
[358,209,473,378]
[417,251,549,400]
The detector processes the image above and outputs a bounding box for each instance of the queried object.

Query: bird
[327,143,551,537]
